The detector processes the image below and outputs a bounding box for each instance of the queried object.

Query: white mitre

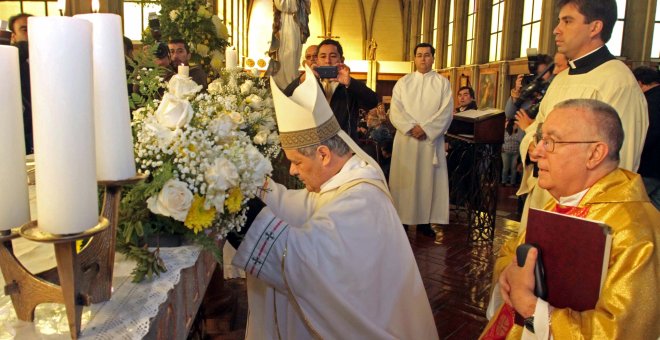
[270,66,385,180]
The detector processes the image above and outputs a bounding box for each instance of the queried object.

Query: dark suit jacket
[283,76,378,141]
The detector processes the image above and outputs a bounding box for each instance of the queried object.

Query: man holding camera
[389,43,453,241]
[515,0,648,230]
[283,39,378,142]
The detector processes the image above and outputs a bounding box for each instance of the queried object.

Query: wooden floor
[194,185,522,339]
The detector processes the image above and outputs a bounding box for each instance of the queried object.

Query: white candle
[91,0,100,13]
[57,0,66,11]
[0,46,30,231]
[75,13,136,181]
[178,64,189,77]
[225,46,238,68]
[28,17,99,234]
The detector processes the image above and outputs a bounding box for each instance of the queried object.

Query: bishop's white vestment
[389,70,454,225]
[233,156,438,339]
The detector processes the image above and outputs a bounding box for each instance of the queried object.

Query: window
[0,1,61,21]
[652,1,660,58]
[432,0,439,49]
[520,0,542,57]
[445,0,455,68]
[465,0,477,65]
[123,0,161,41]
[420,5,426,43]
[605,0,626,56]
[489,0,504,61]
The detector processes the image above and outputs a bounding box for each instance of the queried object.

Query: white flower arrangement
[120,67,279,281]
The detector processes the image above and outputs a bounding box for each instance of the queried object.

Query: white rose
[253,130,269,145]
[155,93,194,130]
[205,157,239,192]
[168,75,202,98]
[169,10,179,21]
[209,115,236,137]
[245,94,263,109]
[240,80,253,94]
[229,111,244,125]
[147,179,193,222]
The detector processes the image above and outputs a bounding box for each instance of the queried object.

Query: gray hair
[553,98,623,162]
[297,134,351,158]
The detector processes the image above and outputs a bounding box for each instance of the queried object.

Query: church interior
[1,0,659,339]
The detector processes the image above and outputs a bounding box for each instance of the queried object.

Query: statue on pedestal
[367,38,377,61]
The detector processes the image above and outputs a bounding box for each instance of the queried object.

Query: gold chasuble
[482,169,660,339]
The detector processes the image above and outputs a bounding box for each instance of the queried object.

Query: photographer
[504,54,553,126]
[507,54,569,132]
[283,39,378,142]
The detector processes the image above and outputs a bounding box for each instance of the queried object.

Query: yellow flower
[185,195,217,233]
[211,53,223,71]
[225,187,243,213]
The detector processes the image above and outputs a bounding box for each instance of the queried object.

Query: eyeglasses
[534,134,599,153]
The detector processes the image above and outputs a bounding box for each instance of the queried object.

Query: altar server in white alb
[230,66,438,339]
[389,43,453,233]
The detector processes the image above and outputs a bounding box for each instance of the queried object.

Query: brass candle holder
[0,174,144,339]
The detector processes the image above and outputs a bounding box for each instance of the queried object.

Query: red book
[526,208,612,311]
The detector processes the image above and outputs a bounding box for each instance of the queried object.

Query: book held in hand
[526,208,613,311]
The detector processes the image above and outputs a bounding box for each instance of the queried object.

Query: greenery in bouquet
[142,0,229,80]
[119,67,280,282]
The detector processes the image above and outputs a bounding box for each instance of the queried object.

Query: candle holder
[0,174,145,339]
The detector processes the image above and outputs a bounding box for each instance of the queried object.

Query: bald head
[533,99,622,198]
[302,45,318,68]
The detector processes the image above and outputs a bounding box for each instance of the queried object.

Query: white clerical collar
[568,45,604,69]
[414,70,434,77]
[557,187,590,206]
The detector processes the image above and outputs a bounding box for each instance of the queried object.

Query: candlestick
[225,46,238,68]
[75,13,136,182]
[28,17,99,235]
[0,46,30,231]
[178,64,189,77]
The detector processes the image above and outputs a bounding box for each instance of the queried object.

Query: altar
[0,186,218,339]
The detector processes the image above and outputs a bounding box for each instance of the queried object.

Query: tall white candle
[75,13,136,181]
[0,46,30,231]
[225,46,238,68]
[28,17,99,234]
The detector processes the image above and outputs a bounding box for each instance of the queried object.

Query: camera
[316,66,338,79]
[514,48,554,119]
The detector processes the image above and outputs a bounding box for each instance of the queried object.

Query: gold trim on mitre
[270,65,339,149]
[279,117,341,149]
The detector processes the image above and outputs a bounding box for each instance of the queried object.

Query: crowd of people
[4,0,659,338]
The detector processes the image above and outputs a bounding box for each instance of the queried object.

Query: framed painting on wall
[478,69,498,109]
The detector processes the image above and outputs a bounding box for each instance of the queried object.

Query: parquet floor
[194,185,522,339]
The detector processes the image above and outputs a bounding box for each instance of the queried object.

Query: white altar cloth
[0,185,202,339]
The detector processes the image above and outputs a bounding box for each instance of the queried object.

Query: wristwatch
[524,316,535,333]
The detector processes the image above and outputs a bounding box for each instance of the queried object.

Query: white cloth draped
[233,156,438,339]
[271,0,303,90]
[389,70,454,225]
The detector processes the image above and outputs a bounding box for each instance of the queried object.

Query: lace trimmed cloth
[0,236,201,339]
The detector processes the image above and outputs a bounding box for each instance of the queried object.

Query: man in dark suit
[283,39,378,142]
